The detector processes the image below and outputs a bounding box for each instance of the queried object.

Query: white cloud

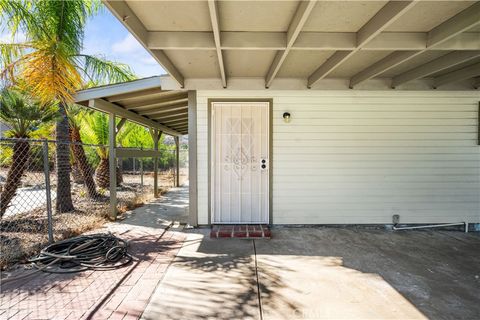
[111,34,143,54]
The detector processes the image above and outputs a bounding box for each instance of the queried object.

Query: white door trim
[209,100,271,224]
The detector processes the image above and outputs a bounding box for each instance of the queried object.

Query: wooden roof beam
[89,99,182,136]
[207,0,227,88]
[350,1,480,88]
[392,51,480,87]
[474,77,480,89]
[434,62,480,88]
[154,114,188,123]
[265,0,317,88]
[127,96,188,111]
[146,31,480,51]
[136,104,187,116]
[308,0,416,87]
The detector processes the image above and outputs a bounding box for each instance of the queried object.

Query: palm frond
[0,42,33,85]
[19,40,83,104]
[81,111,109,158]
[0,88,58,138]
[66,103,92,129]
[0,0,134,104]
[0,0,40,40]
[116,121,136,146]
[74,54,136,86]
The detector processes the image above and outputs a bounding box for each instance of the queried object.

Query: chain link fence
[0,138,185,269]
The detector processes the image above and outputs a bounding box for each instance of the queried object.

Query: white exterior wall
[196,90,480,225]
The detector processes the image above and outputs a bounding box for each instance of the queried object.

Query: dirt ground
[0,171,186,269]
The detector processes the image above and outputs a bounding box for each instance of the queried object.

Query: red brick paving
[0,224,186,320]
[210,224,271,239]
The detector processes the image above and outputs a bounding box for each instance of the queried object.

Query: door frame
[207,98,273,225]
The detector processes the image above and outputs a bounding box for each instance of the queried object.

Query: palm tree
[82,112,133,189]
[0,0,135,212]
[67,106,99,198]
[0,89,57,217]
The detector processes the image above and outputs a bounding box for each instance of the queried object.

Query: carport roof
[75,76,188,136]
[103,0,480,89]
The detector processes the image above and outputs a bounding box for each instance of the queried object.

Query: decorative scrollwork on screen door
[223,117,257,180]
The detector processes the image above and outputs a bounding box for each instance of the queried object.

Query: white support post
[150,128,162,198]
[174,136,180,187]
[109,112,117,219]
[188,90,198,227]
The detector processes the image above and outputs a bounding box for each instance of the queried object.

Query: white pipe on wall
[393,222,468,233]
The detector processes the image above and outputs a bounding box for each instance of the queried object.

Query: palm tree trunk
[95,157,109,189]
[70,126,99,198]
[55,103,75,212]
[71,162,84,184]
[95,156,121,189]
[0,139,30,217]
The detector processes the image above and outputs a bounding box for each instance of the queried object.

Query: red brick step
[210,225,271,239]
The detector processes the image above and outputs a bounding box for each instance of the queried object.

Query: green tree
[0,0,135,212]
[0,89,57,217]
[67,105,99,198]
[81,112,133,188]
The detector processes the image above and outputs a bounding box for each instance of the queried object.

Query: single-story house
[78,0,480,227]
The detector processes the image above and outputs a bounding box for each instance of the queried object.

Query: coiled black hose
[29,234,132,273]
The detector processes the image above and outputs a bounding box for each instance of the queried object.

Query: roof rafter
[103,0,184,88]
[434,62,480,88]
[141,108,188,118]
[207,0,227,88]
[108,88,168,103]
[136,102,188,117]
[75,77,163,102]
[308,0,417,87]
[392,51,480,88]
[265,0,317,88]
[139,105,188,117]
[161,120,188,126]
[126,96,188,111]
[88,99,182,136]
[146,31,480,51]
[350,1,480,88]
[474,77,480,89]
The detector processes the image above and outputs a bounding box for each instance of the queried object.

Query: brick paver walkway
[0,222,186,320]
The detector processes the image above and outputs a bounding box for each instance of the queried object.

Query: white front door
[211,101,270,224]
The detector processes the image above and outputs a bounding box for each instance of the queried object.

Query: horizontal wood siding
[196,91,480,225]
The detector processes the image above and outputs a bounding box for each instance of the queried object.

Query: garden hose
[29,234,132,273]
[1,233,132,284]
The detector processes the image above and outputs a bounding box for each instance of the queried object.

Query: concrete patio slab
[257,228,480,320]
[121,187,189,227]
[141,229,260,320]
[142,227,480,320]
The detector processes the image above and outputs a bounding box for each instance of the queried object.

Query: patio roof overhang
[75,76,187,136]
[103,0,480,90]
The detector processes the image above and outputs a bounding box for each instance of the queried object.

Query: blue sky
[83,9,166,78]
[0,7,166,79]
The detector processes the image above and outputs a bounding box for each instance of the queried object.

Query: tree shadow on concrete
[142,232,298,320]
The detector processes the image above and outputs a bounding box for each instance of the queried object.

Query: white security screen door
[211,101,270,224]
